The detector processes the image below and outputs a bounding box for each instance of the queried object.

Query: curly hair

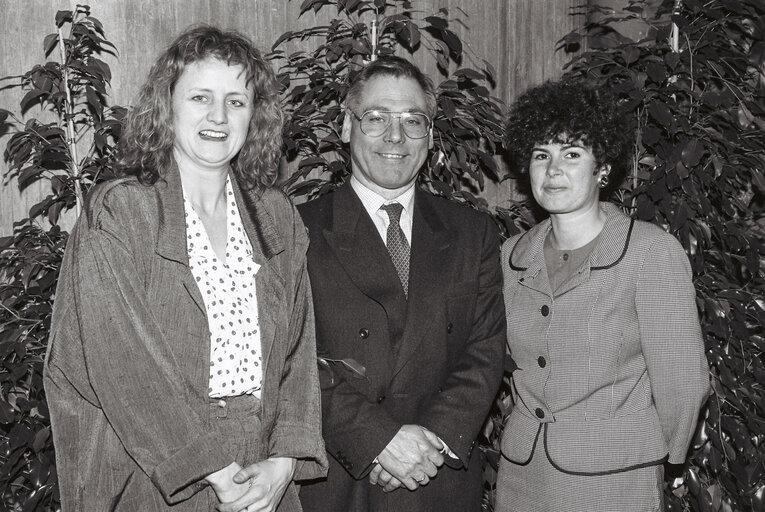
[346,55,437,118]
[504,78,633,187]
[117,25,283,190]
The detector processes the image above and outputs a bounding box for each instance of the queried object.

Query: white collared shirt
[350,176,415,245]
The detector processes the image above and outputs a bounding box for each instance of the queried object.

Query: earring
[598,174,610,188]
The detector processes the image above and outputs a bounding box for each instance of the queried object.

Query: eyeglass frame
[348,109,433,139]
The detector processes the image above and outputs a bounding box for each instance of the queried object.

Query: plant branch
[57,25,83,219]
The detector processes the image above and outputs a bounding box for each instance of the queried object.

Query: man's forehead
[358,75,429,109]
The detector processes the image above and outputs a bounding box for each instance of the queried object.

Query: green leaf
[406,21,420,48]
[86,86,103,121]
[298,156,327,169]
[737,104,754,128]
[32,426,50,453]
[646,62,665,83]
[424,15,448,30]
[300,0,326,15]
[454,68,484,81]
[19,89,48,113]
[442,29,462,59]
[681,139,704,168]
[440,97,456,120]
[43,33,58,56]
[0,401,14,424]
[752,169,765,193]
[648,102,673,128]
[18,166,46,188]
[272,30,295,50]
[54,9,72,27]
[622,46,640,65]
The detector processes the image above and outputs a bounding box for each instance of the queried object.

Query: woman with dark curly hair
[44,26,327,511]
[495,79,708,511]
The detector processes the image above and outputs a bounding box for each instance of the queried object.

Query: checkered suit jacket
[500,202,709,475]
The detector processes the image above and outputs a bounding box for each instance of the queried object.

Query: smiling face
[171,58,254,175]
[529,141,609,217]
[342,75,433,199]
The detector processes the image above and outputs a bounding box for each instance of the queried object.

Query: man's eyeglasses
[350,110,432,139]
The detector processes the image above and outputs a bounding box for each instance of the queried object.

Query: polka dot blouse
[183,177,263,398]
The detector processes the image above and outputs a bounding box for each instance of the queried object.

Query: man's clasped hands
[369,424,448,493]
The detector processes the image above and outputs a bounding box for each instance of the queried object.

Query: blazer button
[537,356,546,368]
[535,408,545,419]
[376,394,386,404]
[540,305,550,316]
[446,323,453,334]
[358,328,369,339]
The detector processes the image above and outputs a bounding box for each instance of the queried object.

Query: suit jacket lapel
[153,164,208,316]
[393,190,452,375]
[231,175,285,396]
[322,184,407,328]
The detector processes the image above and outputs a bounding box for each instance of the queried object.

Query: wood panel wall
[0,0,585,235]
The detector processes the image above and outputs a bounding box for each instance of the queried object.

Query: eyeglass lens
[360,111,430,139]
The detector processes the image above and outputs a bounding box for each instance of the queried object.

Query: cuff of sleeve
[270,426,329,482]
[151,432,234,504]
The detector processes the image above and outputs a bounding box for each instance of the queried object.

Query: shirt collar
[350,175,415,219]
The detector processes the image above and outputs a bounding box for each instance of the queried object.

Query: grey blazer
[500,202,709,474]
[44,166,327,510]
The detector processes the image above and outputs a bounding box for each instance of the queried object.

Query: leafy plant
[270,0,510,222]
[0,6,123,510]
[556,1,765,510]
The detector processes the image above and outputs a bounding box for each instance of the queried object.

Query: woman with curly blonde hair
[45,26,327,511]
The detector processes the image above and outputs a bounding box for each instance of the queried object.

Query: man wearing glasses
[298,55,505,512]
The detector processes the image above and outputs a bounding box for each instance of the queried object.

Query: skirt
[494,430,664,512]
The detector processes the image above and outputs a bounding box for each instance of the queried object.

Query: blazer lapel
[231,176,285,401]
[153,164,207,316]
[393,191,452,375]
[322,184,407,325]
[507,218,553,297]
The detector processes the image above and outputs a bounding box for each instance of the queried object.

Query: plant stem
[671,0,682,52]
[371,19,378,59]
[57,26,83,219]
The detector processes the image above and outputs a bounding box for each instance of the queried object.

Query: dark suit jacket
[297,183,505,512]
[44,166,327,511]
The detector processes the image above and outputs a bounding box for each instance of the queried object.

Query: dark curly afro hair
[505,78,633,187]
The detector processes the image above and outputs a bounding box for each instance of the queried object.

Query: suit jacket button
[446,323,453,334]
[359,328,369,339]
[537,356,546,368]
[376,394,385,404]
[540,305,550,316]
[535,407,545,419]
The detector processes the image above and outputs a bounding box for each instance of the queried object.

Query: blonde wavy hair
[117,25,283,190]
